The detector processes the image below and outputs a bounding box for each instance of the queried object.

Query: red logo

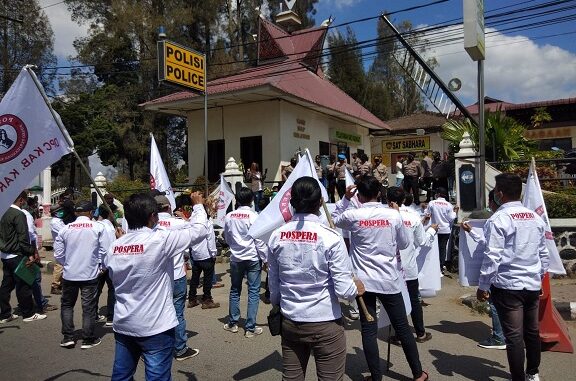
[150,174,156,189]
[0,114,28,164]
[279,188,293,222]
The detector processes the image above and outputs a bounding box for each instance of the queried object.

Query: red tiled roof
[505,97,576,111]
[384,111,448,132]
[141,17,388,130]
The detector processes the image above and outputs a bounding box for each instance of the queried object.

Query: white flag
[249,149,327,239]
[149,134,176,211]
[522,158,565,274]
[344,166,362,208]
[214,174,234,227]
[0,67,72,217]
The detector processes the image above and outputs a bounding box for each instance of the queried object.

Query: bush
[544,192,576,219]
[106,176,148,202]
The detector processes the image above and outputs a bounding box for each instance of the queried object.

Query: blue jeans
[112,329,175,381]
[228,260,261,332]
[61,278,98,341]
[395,177,403,187]
[489,297,505,342]
[254,190,263,212]
[173,276,188,355]
[32,269,48,312]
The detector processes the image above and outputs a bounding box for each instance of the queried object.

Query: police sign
[158,40,206,93]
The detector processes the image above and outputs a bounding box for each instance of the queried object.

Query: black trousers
[336,179,346,200]
[423,177,433,202]
[61,278,99,341]
[406,279,425,337]
[96,271,115,321]
[403,176,420,205]
[491,286,540,381]
[188,258,216,301]
[437,233,450,269]
[0,257,34,319]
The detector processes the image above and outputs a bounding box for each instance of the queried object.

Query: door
[208,139,225,183]
[240,136,263,172]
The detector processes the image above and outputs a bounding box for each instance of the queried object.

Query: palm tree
[441,111,535,163]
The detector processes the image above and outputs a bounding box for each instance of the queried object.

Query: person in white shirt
[50,196,76,295]
[395,191,438,344]
[476,173,549,381]
[54,201,111,349]
[395,157,405,187]
[223,187,267,338]
[105,192,208,380]
[332,179,429,381]
[424,187,458,273]
[268,176,365,380]
[95,205,117,327]
[155,195,203,362]
[187,203,220,310]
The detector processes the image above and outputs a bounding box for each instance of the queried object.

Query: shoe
[80,338,102,349]
[245,326,263,338]
[415,370,429,381]
[42,304,58,312]
[477,337,506,350]
[349,311,359,320]
[223,323,239,333]
[60,338,75,348]
[416,332,432,343]
[0,314,19,323]
[212,282,224,288]
[105,320,113,327]
[526,374,540,381]
[23,313,47,322]
[50,287,62,295]
[201,299,220,309]
[96,315,107,323]
[187,300,200,308]
[175,347,200,361]
[389,335,401,345]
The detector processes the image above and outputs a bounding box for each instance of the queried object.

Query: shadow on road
[0,325,20,334]
[176,369,199,381]
[42,368,110,380]
[427,320,490,342]
[232,350,282,380]
[429,349,509,380]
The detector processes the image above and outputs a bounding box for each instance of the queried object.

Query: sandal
[414,370,429,381]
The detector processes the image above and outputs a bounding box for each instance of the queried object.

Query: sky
[39,0,576,108]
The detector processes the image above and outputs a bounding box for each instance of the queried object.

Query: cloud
[320,0,363,10]
[422,26,576,105]
[39,0,88,60]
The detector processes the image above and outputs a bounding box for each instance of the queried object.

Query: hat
[75,201,93,213]
[154,195,171,208]
[337,153,346,160]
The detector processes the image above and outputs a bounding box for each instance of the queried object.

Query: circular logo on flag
[0,114,28,164]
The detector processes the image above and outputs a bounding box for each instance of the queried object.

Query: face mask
[493,191,503,207]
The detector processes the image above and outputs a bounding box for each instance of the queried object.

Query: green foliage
[544,193,576,219]
[105,176,148,202]
[441,111,536,165]
[530,107,552,129]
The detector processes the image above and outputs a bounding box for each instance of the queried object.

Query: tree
[0,0,56,94]
[441,112,536,163]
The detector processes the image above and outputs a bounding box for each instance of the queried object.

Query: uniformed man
[421,151,434,202]
[477,173,549,381]
[105,192,208,379]
[356,153,373,178]
[402,152,423,205]
[54,201,111,349]
[333,153,352,200]
[332,180,429,381]
[314,155,326,187]
[372,155,388,188]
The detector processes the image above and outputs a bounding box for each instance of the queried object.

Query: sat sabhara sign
[157,40,206,93]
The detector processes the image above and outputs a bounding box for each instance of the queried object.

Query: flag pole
[25,66,118,227]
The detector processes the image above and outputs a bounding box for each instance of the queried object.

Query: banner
[458,219,487,286]
[149,134,176,211]
[416,235,441,293]
[0,67,72,217]
[523,158,565,274]
[249,149,327,239]
[214,174,234,227]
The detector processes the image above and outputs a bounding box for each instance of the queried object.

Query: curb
[461,294,576,321]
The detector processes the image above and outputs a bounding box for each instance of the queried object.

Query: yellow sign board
[158,40,206,93]
[381,136,430,153]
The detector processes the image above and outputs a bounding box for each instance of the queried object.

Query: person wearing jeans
[333,181,429,381]
[477,173,549,381]
[223,188,267,337]
[105,192,208,379]
[61,278,99,345]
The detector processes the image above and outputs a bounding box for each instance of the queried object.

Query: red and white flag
[150,133,176,211]
[214,174,234,227]
[249,149,327,239]
[522,157,565,274]
[0,67,72,217]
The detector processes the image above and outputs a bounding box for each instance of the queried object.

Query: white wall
[186,99,372,182]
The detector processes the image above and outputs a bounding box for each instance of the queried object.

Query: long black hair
[290,177,321,214]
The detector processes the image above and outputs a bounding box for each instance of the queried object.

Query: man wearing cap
[54,201,111,349]
[402,153,423,206]
[372,155,388,189]
[333,153,352,200]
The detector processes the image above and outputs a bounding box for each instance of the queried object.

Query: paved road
[1,263,574,380]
